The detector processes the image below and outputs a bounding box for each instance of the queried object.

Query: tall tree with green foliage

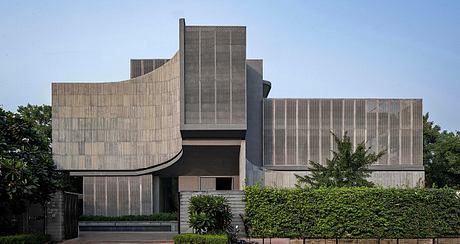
[296,131,385,188]
[423,113,460,188]
[0,104,61,234]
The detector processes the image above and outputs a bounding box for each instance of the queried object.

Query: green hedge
[79,212,177,221]
[0,233,49,244]
[245,186,460,239]
[173,233,227,244]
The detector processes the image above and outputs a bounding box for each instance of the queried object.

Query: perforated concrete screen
[83,175,153,216]
[263,99,423,167]
[183,25,246,129]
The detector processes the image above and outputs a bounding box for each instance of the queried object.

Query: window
[215,177,233,190]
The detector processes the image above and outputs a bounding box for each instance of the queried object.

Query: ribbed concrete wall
[130,59,170,78]
[262,98,424,187]
[52,52,182,171]
[179,191,245,233]
[182,25,247,129]
[83,175,153,216]
[263,99,423,167]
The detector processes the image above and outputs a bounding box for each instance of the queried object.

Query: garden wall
[179,191,245,233]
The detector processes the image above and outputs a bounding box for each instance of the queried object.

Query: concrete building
[52,19,424,216]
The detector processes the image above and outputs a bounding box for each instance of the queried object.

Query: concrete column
[153,176,160,213]
[239,140,246,190]
[46,192,64,242]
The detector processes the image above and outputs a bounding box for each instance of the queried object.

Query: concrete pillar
[153,175,160,213]
[239,140,246,190]
[46,192,64,242]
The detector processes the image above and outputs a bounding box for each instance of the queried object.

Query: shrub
[0,233,49,244]
[189,195,232,234]
[245,185,460,239]
[173,233,227,244]
[79,212,177,221]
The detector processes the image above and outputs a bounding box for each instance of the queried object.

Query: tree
[17,104,51,145]
[296,131,385,188]
[0,105,59,217]
[423,113,460,188]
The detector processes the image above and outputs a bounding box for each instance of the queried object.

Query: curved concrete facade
[52,52,182,172]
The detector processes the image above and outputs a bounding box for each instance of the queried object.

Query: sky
[0,1,459,131]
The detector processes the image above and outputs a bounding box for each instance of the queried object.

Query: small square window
[216,177,233,190]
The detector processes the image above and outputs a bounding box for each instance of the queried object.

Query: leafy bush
[79,212,177,221]
[245,185,460,238]
[189,195,232,234]
[0,233,49,244]
[173,233,227,244]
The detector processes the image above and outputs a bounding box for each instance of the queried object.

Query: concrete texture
[83,175,153,216]
[181,22,247,131]
[263,169,425,188]
[52,52,182,172]
[262,98,424,187]
[130,59,170,78]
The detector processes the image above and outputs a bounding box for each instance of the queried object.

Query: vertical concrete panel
[246,60,264,168]
[200,30,216,124]
[216,31,231,124]
[286,100,297,165]
[321,100,331,164]
[378,100,389,164]
[298,100,308,166]
[231,29,246,124]
[153,175,160,213]
[412,100,423,165]
[344,99,354,145]
[184,29,200,124]
[129,176,140,215]
[94,177,106,215]
[106,177,118,216]
[274,100,285,165]
[118,177,129,216]
[83,177,94,215]
[367,100,378,153]
[263,100,273,165]
[141,175,153,214]
[309,100,320,163]
[332,100,343,152]
[389,100,400,164]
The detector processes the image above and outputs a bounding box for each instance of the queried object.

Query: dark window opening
[216,177,233,190]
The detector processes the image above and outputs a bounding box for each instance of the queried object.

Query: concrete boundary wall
[179,191,245,233]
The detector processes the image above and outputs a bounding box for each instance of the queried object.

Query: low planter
[79,221,178,232]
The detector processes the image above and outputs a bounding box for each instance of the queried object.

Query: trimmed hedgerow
[245,186,460,239]
[0,233,49,244]
[173,233,227,244]
[79,212,177,221]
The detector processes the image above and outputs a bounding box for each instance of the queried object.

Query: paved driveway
[61,231,176,243]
